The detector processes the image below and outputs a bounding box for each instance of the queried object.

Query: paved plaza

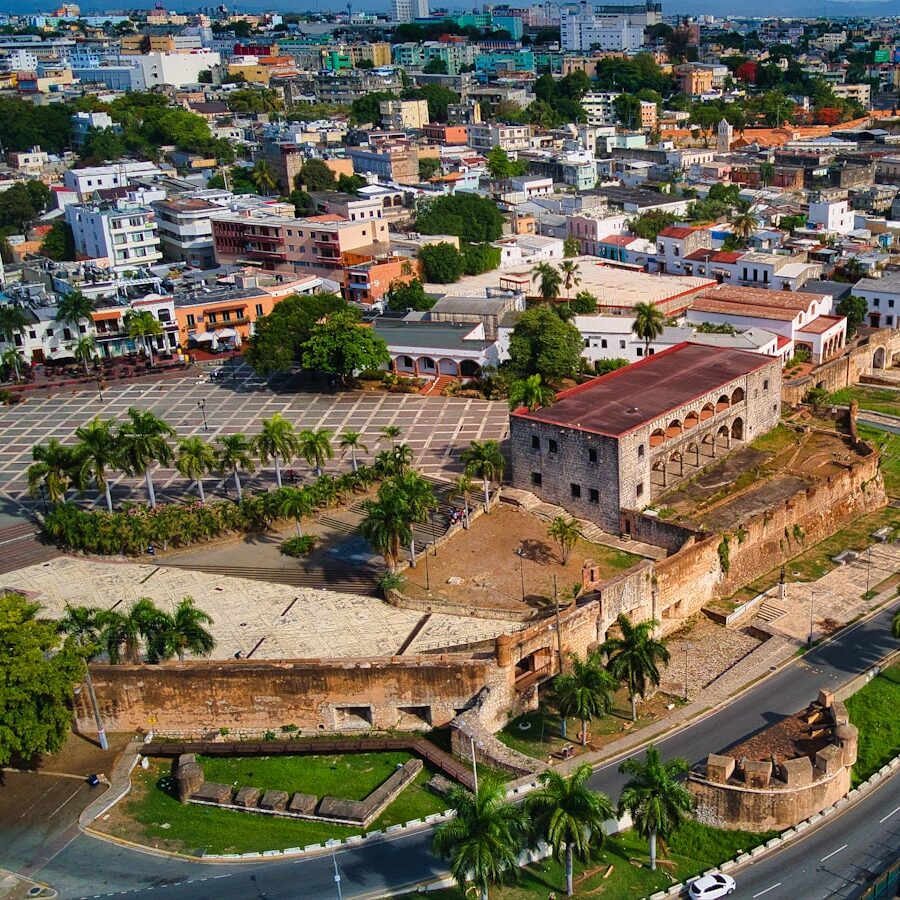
[2,557,523,659]
[0,364,509,518]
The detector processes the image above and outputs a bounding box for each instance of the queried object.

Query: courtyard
[0,362,509,518]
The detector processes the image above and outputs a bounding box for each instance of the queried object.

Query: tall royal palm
[298,428,334,477]
[359,490,411,572]
[532,261,562,302]
[70,335,97,374]
[253,413,300,488]
[124,309,163,364]
[339,431,368,473]
[215,433,256,501]
[158,596,215,662]
[730,201,758,245]
[380,424,402,447]
[0,305,29,355]
[251,159,278,195]
[55,289,95,327]
[27,438,77,505]
[601,613,670,721]
[559,259,581,299]
[2,346,23,382]
[175,436,216,503]
[279,486,314,537]
[461,440,505,512]
[432,779,528,900]
[448,473,474,528]
[57,604,108,749]
[97,598,164,664]
[73,417,119,512]
[618,744,693,871]
[526,764,615,897]
[632,302,666,358]
[117,407,176,509]
[385,471,437,567]
[508,374,555,411]
[555,652,617,746]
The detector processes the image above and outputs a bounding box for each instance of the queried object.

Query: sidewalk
[0,869,55,899]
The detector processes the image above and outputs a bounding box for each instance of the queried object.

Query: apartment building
[65,200,163,272]
[91,294,180,359]
[63,162,163,199]
[467,123,532,153]
[348,140,419,184]
[380,99,429,131]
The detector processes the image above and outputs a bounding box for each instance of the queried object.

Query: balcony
[247,248,287,261]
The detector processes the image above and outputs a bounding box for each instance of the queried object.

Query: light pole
[229,351,237,383]
[807,588,815,648]
[866,547,873,597]
[95,373,104,401]
[423,535,431,591]
[516,548,526,603]
[332,852,343,900]
[83,667,108,751]
[430,508,437,556]
[469,735,479,796]
[683,642,692,701]
[197,398,208,432]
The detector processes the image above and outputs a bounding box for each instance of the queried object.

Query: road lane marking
[821,844,848,862]
[880,805,900,823]
[753,885,782,898]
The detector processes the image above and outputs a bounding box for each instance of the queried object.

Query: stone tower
[717,118,733,153]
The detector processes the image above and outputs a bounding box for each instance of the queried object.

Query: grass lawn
[429,820,776,900]
[857,424,900,498]
[750,422,799,454]
[832,386,900,419]
[846,662,900,786]
[107,752,448,855]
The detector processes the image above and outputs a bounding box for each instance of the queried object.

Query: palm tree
[532,261,562,302]
[359,490,412,572]
[1,346,23,382]
[158,596,215,662]
[380,424,402,447]
[461,440,506,512]
[618,745,693,871]
[72,417,118,512]
[298,428,334,476]
[339,431,368,473]
[560,259,582,299]
[730,201,758,244]
[27,438,76,505]
[279,487,314,536]
[251,158,278,196]
[55,289,95,327]
[57,604,107,748]
[601,613,670,722]
[384,471,437,567]
[432,779,528,900]
[448,473,474,528]
[117,407,175,509]
[215,433,256,501]
[97,598,164,664]
[547,516,580,565]
[555,652,617,746]
[253,413,300,488]
[526,764,615,897]
[124,309,163,364]
[508,374,555,412]
[631,301,666,358]
[0,305,29,355]
[70,335,97,374]
[176,436,216,503]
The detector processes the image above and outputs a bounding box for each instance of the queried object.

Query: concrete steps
[0,521,60,575]
[158,562,380,595]
[756,600,788,623]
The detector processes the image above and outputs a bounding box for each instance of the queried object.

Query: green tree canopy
[837,294,868,337]
[462,243,501,276]
[351,90,397,125]
[415,194,504,243]
[628,210,679,241]
[296,158,336,192]
[301,310,390,384]
[419,242,465,283]
[508,305,583,383]
[245,292,348,376]
[386,278,434,312]
[0,592,86,766]
[41,220,76,261]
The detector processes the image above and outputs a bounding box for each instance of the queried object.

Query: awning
[191,333,217,343]
[214,328,238,339]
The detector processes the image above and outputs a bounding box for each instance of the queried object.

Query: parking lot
[0,363,510,515]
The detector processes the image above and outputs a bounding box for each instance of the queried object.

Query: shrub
[280,534,318,557]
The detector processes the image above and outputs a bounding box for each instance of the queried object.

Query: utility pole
[332,853,343,900]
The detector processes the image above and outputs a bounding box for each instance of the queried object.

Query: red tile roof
[658,226,702,239]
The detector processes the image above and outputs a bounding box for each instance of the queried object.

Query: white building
[852,275,900,329]
[807,196,855,236]
[132,50,220,89]
[560,1,654,52]
[582,92,619,127]
[468,123,532,152]
[492,234,564,268]
[392,0,429,23]
[71,110,116,147]
[65,200,163,272]
[0,304,94,366]
[63,162,164,199]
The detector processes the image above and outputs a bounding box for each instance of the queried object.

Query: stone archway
[874,346,887,369]
[459,359,481,377]
[650,428,666,448]
[684,410,699,430]
[731,417,744,441]
[699,402,715,422]
[666,419,683,440]
[731,386,745,404]
[716,394,730,413]
[717,424,731,452]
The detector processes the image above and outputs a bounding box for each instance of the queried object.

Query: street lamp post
[423,536,431,591]
[430,508,437,556]
[332,852,343,900]
[229,351,237,383]
[866,547,873,597]
[197,398,208,432]
[95,374,104,401]
[516,548,525,603]
[807,588,816,648]
[683,642,692,701]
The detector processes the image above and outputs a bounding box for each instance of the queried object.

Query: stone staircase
[0,521,60,576]
[755,599,788,624]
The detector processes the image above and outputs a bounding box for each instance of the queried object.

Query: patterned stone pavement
[0,364,510,517]
[1,557,522,659]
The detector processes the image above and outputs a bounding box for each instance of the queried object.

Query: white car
[688,873,736,899]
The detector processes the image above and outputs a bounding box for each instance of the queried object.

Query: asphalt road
[32,600,900,900]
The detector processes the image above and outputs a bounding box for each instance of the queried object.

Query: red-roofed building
[509,342,782,531]
[655,225,712,275]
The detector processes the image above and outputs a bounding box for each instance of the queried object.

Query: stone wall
[74,655,502,736]
[652,437,885,629]
[782,327,900,405]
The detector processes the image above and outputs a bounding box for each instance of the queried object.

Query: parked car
[688,873,736,899]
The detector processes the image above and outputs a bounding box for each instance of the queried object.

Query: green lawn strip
[428,820,774,900]
[744,506,900,596]
[832,387,900,418]
[846,662,900,787]
[123,752,449,855]
[857,424,900,498]
[750,422,798,454]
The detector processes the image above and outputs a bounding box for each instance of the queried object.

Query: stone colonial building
[509,342,783,531]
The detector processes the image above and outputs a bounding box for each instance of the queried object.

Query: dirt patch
[727,709,832,763]
[401,504,641,616]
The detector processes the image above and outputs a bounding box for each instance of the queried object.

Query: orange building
[342,252,422,306]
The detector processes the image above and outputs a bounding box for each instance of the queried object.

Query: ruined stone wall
[782,327,900,405]
[74,656,503,737]
[652,442,885,631]
[690,767,851,832]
